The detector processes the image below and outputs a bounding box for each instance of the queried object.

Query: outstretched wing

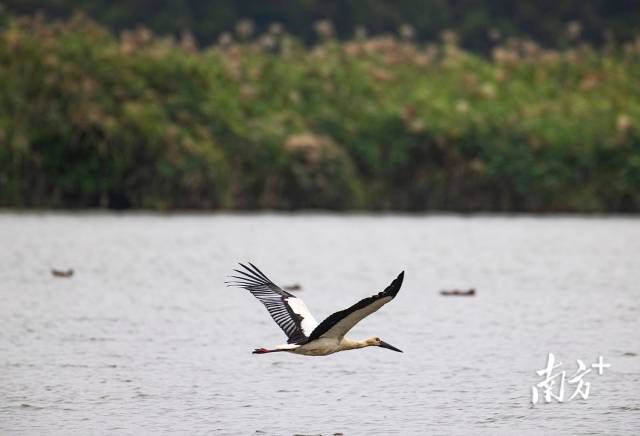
[308,271,404,341]
[226,263,318,344]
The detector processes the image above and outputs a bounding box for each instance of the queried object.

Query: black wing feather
[307,271,404,341]
[227,263,311,344]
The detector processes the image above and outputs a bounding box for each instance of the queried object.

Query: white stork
[227,263,404,356]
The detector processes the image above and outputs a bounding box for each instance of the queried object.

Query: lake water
[1,213,639,435]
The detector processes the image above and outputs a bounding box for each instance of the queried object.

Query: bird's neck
[338,338,370,351]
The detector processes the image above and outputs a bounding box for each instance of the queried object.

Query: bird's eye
[375,337,381,341]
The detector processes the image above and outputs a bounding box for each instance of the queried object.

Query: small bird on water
[227,263,404,356]
[51,268,74,278]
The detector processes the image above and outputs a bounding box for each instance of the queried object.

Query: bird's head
[367,336,403,353]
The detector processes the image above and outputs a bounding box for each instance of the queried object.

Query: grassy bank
[1,12,639,211]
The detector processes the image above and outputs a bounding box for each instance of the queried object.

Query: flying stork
[227,263,404,356]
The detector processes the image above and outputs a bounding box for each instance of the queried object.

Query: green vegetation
[5,0,640,52]
[1,12,639,211]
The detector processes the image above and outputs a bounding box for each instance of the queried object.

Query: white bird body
[227,263,404,357]
[284,338,340,356]
[272,337,373,356]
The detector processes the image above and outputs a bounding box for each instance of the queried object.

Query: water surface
[1,213,639,434]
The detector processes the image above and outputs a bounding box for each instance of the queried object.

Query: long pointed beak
[379,341,403,353]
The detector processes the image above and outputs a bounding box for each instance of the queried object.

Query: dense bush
[4,0,640,53]
[1,12,639,211]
